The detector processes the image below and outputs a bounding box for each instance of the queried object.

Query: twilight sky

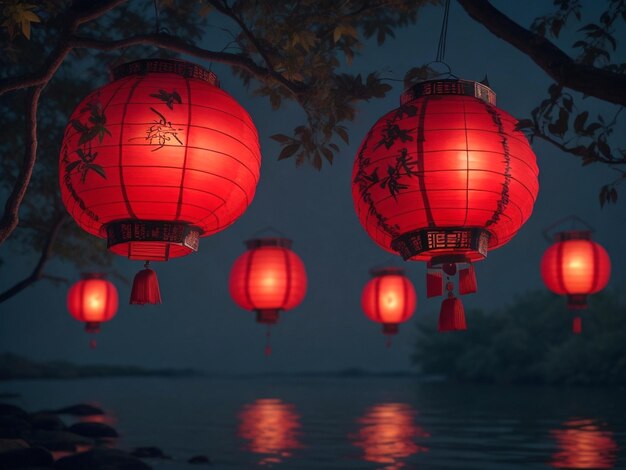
[1,1,624,374]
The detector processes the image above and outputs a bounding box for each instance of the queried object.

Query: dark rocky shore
[0,401,212,469]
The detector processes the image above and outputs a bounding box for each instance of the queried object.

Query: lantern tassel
[426,263,443,298]
[572,316,582,334]
[438,294,467,332]
[89,338,97,349]
[130,261,162,305]
[264,326,272,356]
[459,263,477,295]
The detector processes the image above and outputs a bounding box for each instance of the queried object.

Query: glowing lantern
[541,230,610,333]
[361,267,416,345]
[67,274,118,347]
[229,238,307,354]
[60,59,261,304]
[352,79,539,331]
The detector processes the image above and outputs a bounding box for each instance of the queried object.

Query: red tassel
[572,316,582,334]
[459,263,477,295]
[438,295,467,332]
[130,262,162,305]
[426,270,443,298]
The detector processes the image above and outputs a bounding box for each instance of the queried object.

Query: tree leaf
[277,143,300,160]
[335,126,349,144]
[270,134,292,144]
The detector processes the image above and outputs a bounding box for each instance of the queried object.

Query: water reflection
[351,402,429,469]
[551,418,618,469]
[238,398,303,465]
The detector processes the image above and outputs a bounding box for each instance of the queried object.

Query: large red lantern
[229,238,307,354]
[361,267,416,346]
[67,274,118,347]
[60,59,261,304]
[352,79,539,330]
[541,230,611,333]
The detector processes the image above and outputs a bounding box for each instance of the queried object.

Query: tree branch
[0,86,43,245]
[457,0,626,106]
[0,213,68,303]
[69,33,307,96]
[0,0,128,96]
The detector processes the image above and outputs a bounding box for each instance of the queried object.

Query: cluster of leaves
[523,0,626,205]
[413,290,626,385]
[0,1,40,40]
[224,0,435,169]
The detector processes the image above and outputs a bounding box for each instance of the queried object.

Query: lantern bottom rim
[106,220,201,261]
[382,323,399,335]
[84,322,101,334]
[391,227,491,262]
[256,309,280,325]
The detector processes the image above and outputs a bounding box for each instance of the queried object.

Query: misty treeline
[413,290,626,385]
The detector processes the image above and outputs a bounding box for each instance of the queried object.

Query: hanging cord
[435,0,451,62]
[542,215,595,243]
[153,0,161,34]
[250,226,287,239]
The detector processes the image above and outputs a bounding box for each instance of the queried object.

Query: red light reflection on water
[351,402,429,469]
[238,398,303,465]
[550,419,618,469]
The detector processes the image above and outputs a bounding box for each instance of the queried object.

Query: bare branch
[457,0,626,106]
[0,86,43,245]
[69,33,307,97]
[0,213,68,303]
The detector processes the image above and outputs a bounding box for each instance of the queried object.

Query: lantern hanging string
[153,0,162,34]
[250,226,287,239]
[435,0,451,62]
[541,215,595,243]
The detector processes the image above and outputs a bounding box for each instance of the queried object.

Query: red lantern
[60,59,261,304]
[352,79,539,331]
[361,268,416,346]
[67,274,118,347]
[541,230,611,333]
[229,238,307,354]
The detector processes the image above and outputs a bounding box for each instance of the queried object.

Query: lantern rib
[117,78,145,220]
[175,79,194,221]
[462,99,470,227]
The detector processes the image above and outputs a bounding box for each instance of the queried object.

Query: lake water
[2,376,626,469]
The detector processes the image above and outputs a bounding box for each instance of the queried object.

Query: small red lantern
[229,238,307,354]
[67,274,118,347]
[361,267,416,346]
[541,230,611,333]
[60,59,261,304]
[352,79,539,330]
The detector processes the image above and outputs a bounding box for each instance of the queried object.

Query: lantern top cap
[245,237,293,249]
[80,272,108,280]
[369,266,405,277]
[111,59,220,87]
[554,230,592,242]
[400,79,496,106]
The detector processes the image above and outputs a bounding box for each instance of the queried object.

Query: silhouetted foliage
[413,290,626,385]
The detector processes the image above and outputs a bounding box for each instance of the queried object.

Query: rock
[54,404,104,416]
[0,438,29,452]
[54,448,151,470]
[188,455,212,465]
[0,447,53,468]
[26,429,93,452]
[66,422,118,438]
[0,403,28,418]
[29,413,66,431]
[130,446,171,459]
[0,415,32,438]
